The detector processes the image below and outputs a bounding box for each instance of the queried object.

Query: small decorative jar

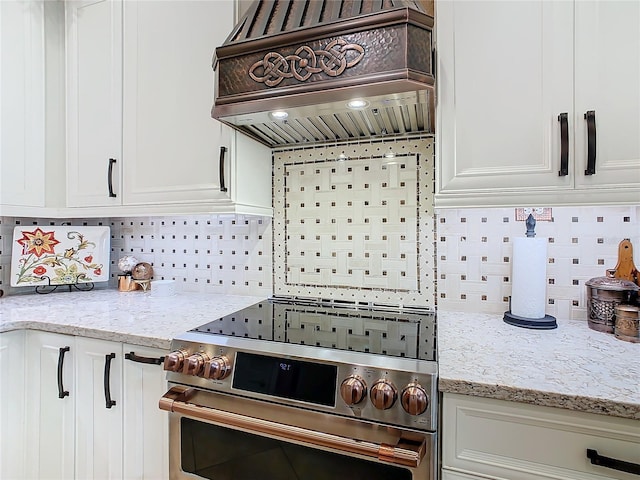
[614,304,639,343]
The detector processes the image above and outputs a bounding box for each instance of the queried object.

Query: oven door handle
[159,386,426,468]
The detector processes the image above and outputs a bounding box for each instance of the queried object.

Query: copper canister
[614,304,639,343]
[585,277,639,333]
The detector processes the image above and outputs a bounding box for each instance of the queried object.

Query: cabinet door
[436,0,574,207]
[24,331,75,480]
[121,0,234,206]
[0,331,26,480]
[75,337,123,480]
[0,0,46,210]
[66,0,122,207]
[574,0,640,191]
[122,345,169,480]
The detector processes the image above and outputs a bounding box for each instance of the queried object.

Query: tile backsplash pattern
[0,215,272,297]
[273,136,436,308]
[436,206,640,320]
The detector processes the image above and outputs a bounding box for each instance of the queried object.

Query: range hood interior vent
[213,0,435,147]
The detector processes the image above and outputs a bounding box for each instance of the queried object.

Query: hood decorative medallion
[249,39,366,86]
[213,0,435,147]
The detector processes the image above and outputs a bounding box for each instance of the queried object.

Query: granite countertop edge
[438,378,640,421]
[1,319,173,350]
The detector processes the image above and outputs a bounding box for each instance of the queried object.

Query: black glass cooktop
[191,297,436,361]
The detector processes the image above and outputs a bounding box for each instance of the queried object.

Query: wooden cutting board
[607,239,639,286]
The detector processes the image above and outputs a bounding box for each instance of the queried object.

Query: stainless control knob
[400,382,429,416]
[183,353,209,376]
[369,379,397,410]
[340,375,367,405]
[163,350,189,372]
[203,355,232,380]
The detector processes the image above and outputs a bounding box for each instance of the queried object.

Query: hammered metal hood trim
[212,0,435,147]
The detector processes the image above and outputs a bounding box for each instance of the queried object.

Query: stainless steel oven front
[159,298,438,480]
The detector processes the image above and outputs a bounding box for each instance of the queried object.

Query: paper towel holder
[504,214,557,329]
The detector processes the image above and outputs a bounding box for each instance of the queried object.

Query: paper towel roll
[511,237,547,319]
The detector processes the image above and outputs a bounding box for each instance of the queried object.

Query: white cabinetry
[75,337,123,480]
[0,330,26,480]
[23,331,76,479]
[66,0,272,217]
[436,0,640,208]
[17,331,168,480]
[0,0,46,214]
[122,345,170,480]
[442,393,640,480]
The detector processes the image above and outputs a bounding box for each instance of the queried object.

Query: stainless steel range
[160,296,438,480]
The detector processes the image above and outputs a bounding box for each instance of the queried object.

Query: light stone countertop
[437,311,640,420]
[0,289,266,350]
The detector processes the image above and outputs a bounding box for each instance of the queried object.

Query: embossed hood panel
[212,0,435,147]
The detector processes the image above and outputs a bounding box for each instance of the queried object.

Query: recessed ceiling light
[347,99,369,110]
[270,110,289,120]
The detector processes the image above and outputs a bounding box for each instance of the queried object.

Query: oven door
[160,385,436,480]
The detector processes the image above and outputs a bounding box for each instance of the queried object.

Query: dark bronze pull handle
[104,353,116,409]
[584,110,596,175]
[57,346,70,399]
[108,158,117,197]
[125,351,165,365]
[558,113,569,176]
[219,146,228,192]
[587,449,640,475]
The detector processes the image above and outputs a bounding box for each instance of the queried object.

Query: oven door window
[181,417,412,480]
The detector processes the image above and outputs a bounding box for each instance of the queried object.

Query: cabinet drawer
[443,393,640,480]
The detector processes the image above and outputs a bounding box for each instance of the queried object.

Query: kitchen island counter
[0,289,266,349]
[437,311,640,420]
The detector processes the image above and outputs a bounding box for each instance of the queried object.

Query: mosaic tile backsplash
[436,205,640,320]
[0,215,273,298]
[273,136,436,308]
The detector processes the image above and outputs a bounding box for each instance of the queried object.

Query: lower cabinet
[21,330,168,480]
[442,393,640,480]
[0,330,27,480]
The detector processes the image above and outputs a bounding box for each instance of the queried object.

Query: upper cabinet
[65,0,272,217]
[435,0,640,208]
[0,0,46,215]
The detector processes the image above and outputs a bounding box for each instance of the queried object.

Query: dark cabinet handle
[108,158,117,197]
[558,113,569,176]
[104,353,116,409]
[584,110,596,175]
[125,351,165,365]
[57,346,70,399]
[587,449,640,475]
[219,146,228,192]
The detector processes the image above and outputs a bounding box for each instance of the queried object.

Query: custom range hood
[212,0,435,147]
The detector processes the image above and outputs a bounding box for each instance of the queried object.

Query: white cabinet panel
[0,331,26,480]
[442,393,640,480]
[121,0,232,206]
[574,0,640,191]
[122,345,169,480]
[0,0,46,212]
[24,331,75,480]
[75,337,123,480]
[66,0,122,208]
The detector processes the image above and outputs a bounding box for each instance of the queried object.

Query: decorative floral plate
[10,226,110,287]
